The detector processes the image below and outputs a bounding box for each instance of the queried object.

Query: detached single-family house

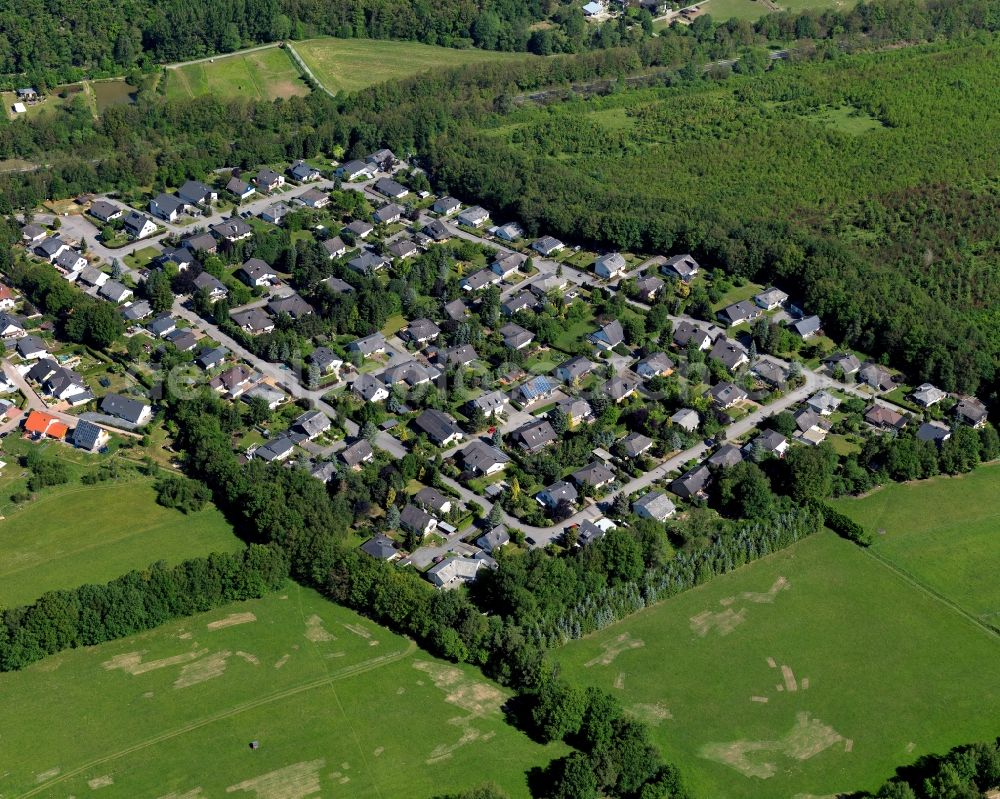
[858,363,895,392]
[752,359,788,387]
[462,269,501,292]
[367,148,395,167]
[433,196,461,216]
[495,222,524,242]
[594,253,627,280]
[182,232,218,255]
[147,314,177,338]
[673,320,714,351]
[670,465,712,500]
[402,318,440,346]
[911,383,947,408]
[166,329,198,352]
[806,390,841,416]
[461,440,510,476]
[89,200,122,223]
[54,249,87,273]
[260,202,293,225]
[289,160,322,182]
[374,177,408,199]
[150,193,185,222]
[468,390,509,418]
[73,419,110,452]
[502,291,536,317]
[293,410,331,440]
[532,236,564,256]
[500,323,534,350]
[231,307,275,335]
[353,373,389,403]
[633,491,676,522]
[255,169,285,192]
[512,419,557,454]
[347,251,390,274]
[308,347,342,376]
[865,404,908,431]
[226,176,255,200]
[373,202,404,224]
[492,252,527,279]
[436,344,478,368]
[514,375,555,406]
[604,374,640,403]
[536,480,578,510]
[750,429,789,458]
[252,435,297,462]
[718,300,762,327]
[710,381,749,409]
[414,409,464,447]
[671,408,699,432]
[633,276,664,303]
[663,253,700,281]
[16,335,48,360]
[426,556,484,589]
[21,224,47,245]
[457,206,490,228]
[237,258,277,287]
[98,280,133,304]
[621,432,654,459]
[556,356,596,384]
[211,218,253,243]
[349,332,386,358]
[707,444,744,470]
[955,397,988,428]
[415,486,453,516]
[709,337,750,372]
[267,293,314,320]
[477,526,510,554]
[192,271,228,301]
[296,188,329,209]
[360,534,399,561]
[824,352,861,377]
[210,364,256,398]
[381,361,433,388]
[556,397,594,426]
[100,393,153,426]
[423,219,451,242]
[635,352,674,379]
[754,287,789,311]
[388,239,418,260]
[572,461,616,491]
[0,312,26,339]
[322,236,347,259]
[343,220,374,240]
[917,421,952,445]
[400,504,438,537]
[790,315,822,339]
[196,346,229,370]
[24,410,69,441]
[590,319,624,350]
[341,439,375,470]
[336,160,372,181]
[178,180,217,206]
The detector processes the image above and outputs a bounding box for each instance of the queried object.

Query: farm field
[556,531,1000,799]
[163,46,309,101]
[701,0,847,21]
[0,477,242,608]
[294,38,531,95]
[0,584,561,798]
[832,462,1000,628]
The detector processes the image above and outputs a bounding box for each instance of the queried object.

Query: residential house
[100,393,153,425]
[710,381,748,409]
[21,224,47,244]
[633,491,676,522]
[633,276,664,302]
[178,180,217,206]
[603,374,639,403]
[166,329,198,352]
[492,252,527,279]
[590,319,624,350]
[98,280,133,304]
[255,169,285,192]
[341,439,375,470]
[388,239,418,260]
[348,332,386,357]
[336,160,371,181]
[911,383,947,408]
[54,249,87,273]
[347,251,390,274]
[182,232,218,255]
[495,222,524,242]
[532,236,564,256]
[373,202,403,224]
[414,409,464,447]
[231,308,275,335]
[322,276,354,295]
[671,408,699,432]
[500,323,534,350]
[717,300,762,327]
[415,486,453,516]
[226,176,255,200]
[467,390,508,418]
[157,247,197,271]
[296,188,329,209]
[344,220,375,240]
[865,404,908,431]
[260,202,292,225]
[367,148,396,167]
[403,318,441,345]
[252,435,296,462]
[0,312,25,338]
[461,269,501,292]
[73,419,109,452]
[858,363,895,392]
[670,464,711,499]
[244,383,285,410]
[150,193,185,222]
[790,315,822,339]
[456,206,490,228]
[210,365,256,398]
[476,526,510,554]
[556,356,596,384]
[750,429,789,458]
[673,320,715,351]
[423,219,451,242]
[374,177,408,199]
[582,1,605,15]
[147,315,177,338]
[436,344,478,368]
[536,480,578,510]
[635,352,674,379]
[955,397,988,428]
[620,432,654,458]
[514,375,555,406]
[400,504,437,537]
[806,390,840,416]
[593,252,627,280]
[577,519,612,547]
[512,419,557,453]
[443,299,468,322]
[24,410,69,441]
[289,160,321,182]
[556,397,594,426]
[267,293,314,319]
[89,200,122,223]
[426,557,483,589]
[460,440,510,476]
[237,258,277,287]
[309,347,343,375]
[322,236,347,259]
[663,253,700,281]
[752,358,788,387]
[294,410,331,440]
[824,352,861,376]
[35,236,69,261]
[310,461,338,483]
[16,335,48,360]
[572,461,617,491]
[360,534,399,561]
[211,218,253,243]
[754,287,789,311]
[381,361,433,388]
[706,444,744,470]
[195,346,229,370]
[709,337,750,372]
[353,373,389,402]
[530,275,569,298]
[29,362,90,404]
[433,196,461,215]
[917,421,952,445]
[192,270,228,301]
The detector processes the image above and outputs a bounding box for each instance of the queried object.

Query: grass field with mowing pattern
[0,584,561,798]
[163,47,309,101]
[832,462,1000,627]
[556,531,1000,799]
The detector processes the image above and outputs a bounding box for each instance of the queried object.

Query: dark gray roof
[512,419,557,452]
[461,439,510,473]
[360,534,398,560]
[100,393,150,424]
[414,409,462,445]
[340,438,374,467]
[73,420,106,451]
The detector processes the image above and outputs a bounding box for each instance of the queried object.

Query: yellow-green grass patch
[164,47,309,101]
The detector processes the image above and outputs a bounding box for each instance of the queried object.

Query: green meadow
[556,531,1000,799]
[163,46,310,101]
[0,584,561,798]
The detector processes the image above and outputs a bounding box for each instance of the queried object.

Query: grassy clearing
[0,584,561,798]
[832,463,1000,625]
[701,0,847,20]
[556,531,1000,799]
[294,38,530,95]
[803,104,886,135]
[164,47,309,101]
[0,474,242,608]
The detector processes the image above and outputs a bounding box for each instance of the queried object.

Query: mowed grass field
[294,38,531,94]
[556,531,1000,799]
[832,462,1000,628]
[0,478,242,608]
[0,584,561,798]
[700,0,848,21]
[163,46,309,101]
